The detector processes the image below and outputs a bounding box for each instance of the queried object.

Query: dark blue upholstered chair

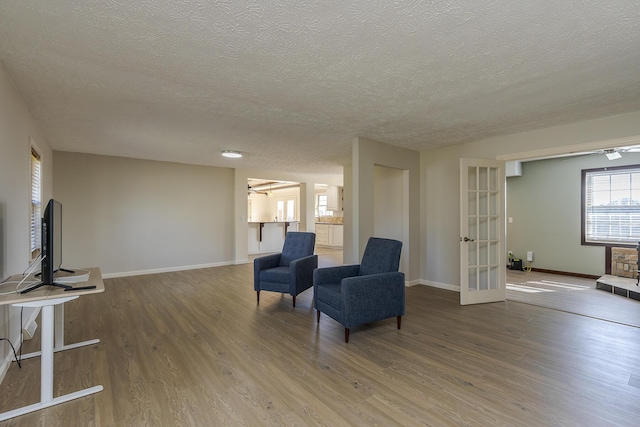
[313,237,405,342]
[254,232,318,307]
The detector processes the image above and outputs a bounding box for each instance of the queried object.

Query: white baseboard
[102,261,236,279]
[419,280,460,292]
[405,279,421,287]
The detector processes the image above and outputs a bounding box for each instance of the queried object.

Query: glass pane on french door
[461,158,505,305]
[467,165,501,292]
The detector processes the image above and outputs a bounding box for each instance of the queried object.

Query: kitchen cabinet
[331,225,343,247]
[315,224,330,246]
[315,223,342,247]
[326,186,343,211]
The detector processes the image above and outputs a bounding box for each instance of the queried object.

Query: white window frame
[582,165,640,246]
[276,197,297,221]
[317,194,332,217]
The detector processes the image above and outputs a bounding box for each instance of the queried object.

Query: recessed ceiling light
[221,150,242,158]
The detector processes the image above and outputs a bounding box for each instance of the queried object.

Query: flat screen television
[42,199,63,285]
[20,199,73,293]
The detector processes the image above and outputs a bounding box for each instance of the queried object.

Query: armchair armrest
[253,253,281,290]
[313,265,360,286]
[341,272,405,328]
[289,254,318,294]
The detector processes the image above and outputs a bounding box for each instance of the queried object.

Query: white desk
[0,267,104,422]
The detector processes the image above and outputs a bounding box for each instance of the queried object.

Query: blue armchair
[313,237,405,342]
[254,231,318,307]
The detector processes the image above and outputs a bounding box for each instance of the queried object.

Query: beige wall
[0,64,53,381]
[351,137,420,282]
[422,110,640,290]
[374,165,406,272]
[54,152,236,277]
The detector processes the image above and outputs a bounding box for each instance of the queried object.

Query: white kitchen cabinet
[315,223,342,247]
[331,224,343,247]
[326,186,343,211]
[315,224,330,246]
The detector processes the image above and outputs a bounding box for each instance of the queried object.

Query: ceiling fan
[247,184,269,197]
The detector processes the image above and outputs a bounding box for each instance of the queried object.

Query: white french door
[460,158,506,305]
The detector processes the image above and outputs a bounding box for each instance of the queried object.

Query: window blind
[584,168,640,244]
[30,148,42,259]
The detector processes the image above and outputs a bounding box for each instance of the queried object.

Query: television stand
[19,282,73,294]
[34,267,76,278]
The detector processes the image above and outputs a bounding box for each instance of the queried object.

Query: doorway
[504,142,640,321]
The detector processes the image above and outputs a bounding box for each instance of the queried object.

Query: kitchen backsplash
[315,216,343,224]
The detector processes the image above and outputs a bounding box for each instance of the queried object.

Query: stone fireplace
[598,245,640,301]
[611,247,639,279]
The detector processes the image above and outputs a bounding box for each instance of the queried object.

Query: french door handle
[461,237,475,242]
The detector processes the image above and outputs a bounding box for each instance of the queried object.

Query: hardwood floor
[507,269,640,328]
[1,253,640,426]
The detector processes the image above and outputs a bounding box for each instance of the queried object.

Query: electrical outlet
[527,251,533,262]
[22,320,37,340]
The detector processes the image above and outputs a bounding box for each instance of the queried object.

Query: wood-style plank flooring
[507,269,640,328]
[1,249,640,426]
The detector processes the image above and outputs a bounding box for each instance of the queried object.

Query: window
[317,194,332,217]
[582,165,640,245]
[30,147,42,260]
[276,199,296,221]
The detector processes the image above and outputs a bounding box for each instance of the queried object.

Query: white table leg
[0,298,103,422]
[20,302,100,360]
[41,305,54,403]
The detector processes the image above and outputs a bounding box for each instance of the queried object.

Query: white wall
[0,64,53,381]
[422,111,640,290]
[249,187,300,222]
[53,152,236,277]
[343,164,353,264]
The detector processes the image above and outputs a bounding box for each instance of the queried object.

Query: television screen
[42,199,63,285]
[20,199,71,293]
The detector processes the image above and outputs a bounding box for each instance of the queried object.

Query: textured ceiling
[1,1,639,175]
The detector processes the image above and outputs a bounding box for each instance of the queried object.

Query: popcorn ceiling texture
[0,1,639,174]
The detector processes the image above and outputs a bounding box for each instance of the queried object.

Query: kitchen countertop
[249,221,298,224]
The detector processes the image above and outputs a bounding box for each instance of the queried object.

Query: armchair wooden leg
[292,295,296,307]
[256,291,260,304]
[316,310,321,323]
[397,315,402,329]
[345,328,350,343]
